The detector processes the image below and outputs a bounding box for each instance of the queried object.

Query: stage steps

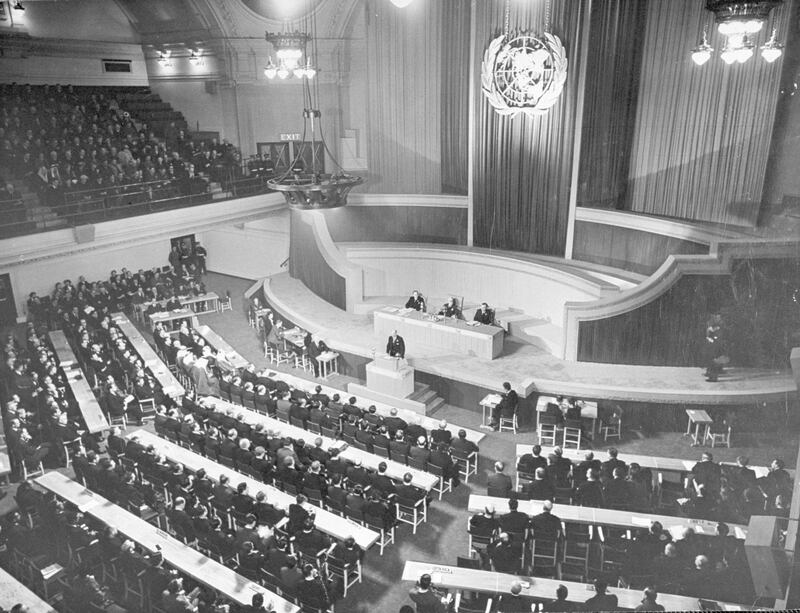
[407,383,447,415]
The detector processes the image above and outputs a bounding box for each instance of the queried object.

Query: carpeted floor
[1,271,797,612]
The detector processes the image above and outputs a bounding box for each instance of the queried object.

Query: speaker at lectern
[374,354,401,372]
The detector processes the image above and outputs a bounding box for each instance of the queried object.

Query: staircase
[407,382,447,414]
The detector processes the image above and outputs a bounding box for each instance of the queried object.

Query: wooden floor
[264,272,797,405]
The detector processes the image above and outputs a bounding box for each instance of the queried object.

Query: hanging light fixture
[389,0,415,7]
[264,22,315,80]
[266,1,363,208]
[189,51,202,66]
[156,50,171,67]
[761,28,783,62]
[693,0,784,65]
[691,29,714,65]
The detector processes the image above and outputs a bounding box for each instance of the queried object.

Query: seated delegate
[405,290,425,312]
[438,297,460,318]
[473,302,495,325]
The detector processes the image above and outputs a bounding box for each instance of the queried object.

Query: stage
[263,272,797,408]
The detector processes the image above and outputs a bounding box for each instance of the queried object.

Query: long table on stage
[401,561,745,611]
[468,494,748,539]
[48,331,109,433]
[374,307,503,360]
[112,312,185,399]
[35,472,298,612]
[130,430,379,550]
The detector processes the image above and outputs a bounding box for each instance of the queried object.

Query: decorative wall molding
[346,194,468,208]
[575,207,748,245]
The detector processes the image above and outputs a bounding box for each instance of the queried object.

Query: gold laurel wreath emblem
[481,31,568,117]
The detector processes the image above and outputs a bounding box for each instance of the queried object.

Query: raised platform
[264,272,797,406]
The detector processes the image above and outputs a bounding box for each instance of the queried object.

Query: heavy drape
[440,0,471,195]
[364,0,443,194]
[471,0,587,256]
[625,0,789,227]
[577,0,647,210]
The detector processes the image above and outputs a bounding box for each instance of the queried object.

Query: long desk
[189,326,484,446]
[374,307,503,360]
[468,494,748,540]
[48,331,109,434]
[180,292,220,314]
[112,312,185,399]
[35,472,298,612]
[194,324,250,370]
[148,308,197,332]
[0,566,58,613]
[519,445,783,481]
[261,369,485,446]
[401,561,745,612]
[129,430,379,550]
[201,396,438,492]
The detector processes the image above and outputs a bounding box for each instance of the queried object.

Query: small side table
[479,393,502,430]
[317,352,340,379]
[685,409,713,446]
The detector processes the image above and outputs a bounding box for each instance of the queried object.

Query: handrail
[0,174,276,238]
[63,178,175,204]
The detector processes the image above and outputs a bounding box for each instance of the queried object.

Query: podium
[366,355,415,399]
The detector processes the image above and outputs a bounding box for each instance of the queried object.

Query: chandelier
[692,0,784,65]
[264,27,316,79]
[266,8,363,209]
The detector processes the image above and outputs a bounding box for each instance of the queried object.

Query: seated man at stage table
[386,329,406,359]
[490,381,518,430]
[473,302,495,325]
[438,296,460,318]
[405,290,426,312]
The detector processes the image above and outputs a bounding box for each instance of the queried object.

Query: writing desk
[468,494,748,540]
[401,560,744,611]
[48,331,109,434]
[521,445,781,481]
[200,396,438,491]
[374,307,504,360]
[0,566,58,613]
[35,472,298,612]
[194,324,250,370]
[112,313,185,399]
[128,429,378,550]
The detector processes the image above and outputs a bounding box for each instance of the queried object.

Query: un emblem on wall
[481,32,568,117]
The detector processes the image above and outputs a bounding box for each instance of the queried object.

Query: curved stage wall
[571,208,746,276]
[323,194,468,245]
[286,196,799,370]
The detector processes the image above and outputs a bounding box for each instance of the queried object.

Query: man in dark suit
[404,290,425,312]
[490,382,518,430]
[601,448,627,482]
[574,451,601,487]
[499,498,530,534]
[386,330,405,358]
[575,469,604,508]
[473,302,494,325]
[530,500,563,540]
[517,444,547,476]
[384,408,407,437]
[487,461,513,497]
[522,467,555,501]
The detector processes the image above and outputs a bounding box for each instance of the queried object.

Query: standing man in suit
[473,302,494,325]
[386,330,405,358]
[405,290,425,312]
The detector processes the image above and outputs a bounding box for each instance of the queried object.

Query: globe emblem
[481,31,568,117]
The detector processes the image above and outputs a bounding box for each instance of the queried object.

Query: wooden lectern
[366,354,415,399]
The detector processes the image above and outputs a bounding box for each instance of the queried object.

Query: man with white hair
[430,419,452,445]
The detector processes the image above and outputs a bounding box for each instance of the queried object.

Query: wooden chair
[600,410,622,442]
[395,496,427,534]
[218,290,232,313]
[562,419,582,450]
[537,414,558,447]
[324,557,362,598]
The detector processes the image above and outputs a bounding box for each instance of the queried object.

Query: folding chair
[452,449,478,484]
[324,557,362,598]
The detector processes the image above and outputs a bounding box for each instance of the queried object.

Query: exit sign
[280,133,301,141]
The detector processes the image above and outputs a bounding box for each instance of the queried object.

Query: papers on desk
[398,308,413,315]
[465,321,480,327]
[484,393,503,405]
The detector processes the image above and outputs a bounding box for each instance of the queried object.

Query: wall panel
[321,206,467,245]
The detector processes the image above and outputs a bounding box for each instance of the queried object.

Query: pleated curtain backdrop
[625,0,789,227]
[577,0,647,210]
[364,0,443,194]
[440,0,471,195]
[471,0,587,256]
